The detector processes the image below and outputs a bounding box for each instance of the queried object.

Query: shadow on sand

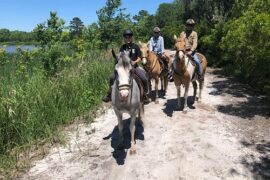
[103,118,144,165]
[209,69,270,119]
[162,96,196,117]
[239,140,270,179]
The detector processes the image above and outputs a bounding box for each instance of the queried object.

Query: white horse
[111,49,144,155]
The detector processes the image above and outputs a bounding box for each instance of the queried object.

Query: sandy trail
[22,68,270,180]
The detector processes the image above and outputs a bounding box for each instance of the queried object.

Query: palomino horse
[173,35,207,112]
[111,49,144,154]
[139,42,172,103]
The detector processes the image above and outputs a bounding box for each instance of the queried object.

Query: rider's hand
[131,61,136,66]
[187,51,193,56]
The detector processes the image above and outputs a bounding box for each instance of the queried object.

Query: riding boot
[159,58,165,72]
[168,71,174,82]
[198,73,204,80]
[102,87,112,102]
[143,93,150,104]
[197,69,204,80]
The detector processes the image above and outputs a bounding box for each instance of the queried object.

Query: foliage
[96,0,132,49]
[70,17,85,39]
[0,29,35,43]
[221,0,270,90]
[0,50,113,178]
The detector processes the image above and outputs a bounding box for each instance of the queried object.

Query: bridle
[173,43,188,77]
[115,68,134,91]
[141,51,158,72]
[115,67,134,103]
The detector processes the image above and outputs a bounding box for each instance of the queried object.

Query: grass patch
[0,50,114,178]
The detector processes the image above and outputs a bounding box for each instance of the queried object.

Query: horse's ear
[173,35,177,41]
[112,49,117,60]
[138,41,142,45]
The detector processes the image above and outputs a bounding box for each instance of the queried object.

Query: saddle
[158,55,169,74]
[132,73,144,102]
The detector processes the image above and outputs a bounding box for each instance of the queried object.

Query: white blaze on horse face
[116,65,130,100]
[142,57,147,65]
[179,51,185,60]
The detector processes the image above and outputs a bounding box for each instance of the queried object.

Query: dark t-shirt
[119,43,142,63]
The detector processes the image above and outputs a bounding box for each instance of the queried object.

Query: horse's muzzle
[120,89,129,102]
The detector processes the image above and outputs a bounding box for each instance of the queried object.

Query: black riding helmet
[123,29,133,37]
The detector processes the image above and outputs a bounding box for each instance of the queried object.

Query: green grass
[0,50,114,178]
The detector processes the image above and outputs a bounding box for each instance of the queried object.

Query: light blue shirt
[149,36,164,55]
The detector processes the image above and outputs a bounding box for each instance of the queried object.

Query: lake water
[0,45,37,53]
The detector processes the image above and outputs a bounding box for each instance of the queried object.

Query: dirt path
[22,68,270,180]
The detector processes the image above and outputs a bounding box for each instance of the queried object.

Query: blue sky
[0,0,173,32]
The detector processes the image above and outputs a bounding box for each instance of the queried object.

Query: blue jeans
[193,53,202,76]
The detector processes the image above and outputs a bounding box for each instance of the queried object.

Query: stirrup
[102,94,111,102]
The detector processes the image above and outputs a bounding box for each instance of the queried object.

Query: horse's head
[138,41,150,65]
[173,35,186,61]
[112,49,133,102]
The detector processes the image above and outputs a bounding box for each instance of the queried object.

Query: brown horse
[173,35,207,112]
[139,42,172,103]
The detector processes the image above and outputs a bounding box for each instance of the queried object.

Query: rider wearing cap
[102,29,149,103]
[180,19,203,80]
[149,27,167,70]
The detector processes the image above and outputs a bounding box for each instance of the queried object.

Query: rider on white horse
[102,29,149,103]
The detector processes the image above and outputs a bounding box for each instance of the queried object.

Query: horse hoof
[183,109,188,114]
[197,99,202,103]
[155,100,159,104]
[130,149,136,155]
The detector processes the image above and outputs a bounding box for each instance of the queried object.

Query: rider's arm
[160,36,165,54]
[191,32,198,52]
[149,37,153,52]
[132,45,142,65]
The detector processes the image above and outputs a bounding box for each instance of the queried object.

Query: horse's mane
[117,51,131,70]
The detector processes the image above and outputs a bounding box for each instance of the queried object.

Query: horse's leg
[137,103,144,126]
[160,76,164,92]
[115,110,124,149]
[148,78,152,93]
[130,112,137,155]
[176,85,181,110]
[198,80,204,103]
[183,83,190,113]
[192,81,197,103]
[155,77,159,104]
[164,75,168,95]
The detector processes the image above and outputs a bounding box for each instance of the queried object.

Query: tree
[33,11,66,75]
[0,29,10,42]
[70,17,84,38]
[133,10,156,42]
[34,11,65,47]
[96,0,131,49]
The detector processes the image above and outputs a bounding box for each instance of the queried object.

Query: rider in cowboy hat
[180,18,203,80]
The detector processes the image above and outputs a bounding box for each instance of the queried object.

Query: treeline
[0,29,36,44]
